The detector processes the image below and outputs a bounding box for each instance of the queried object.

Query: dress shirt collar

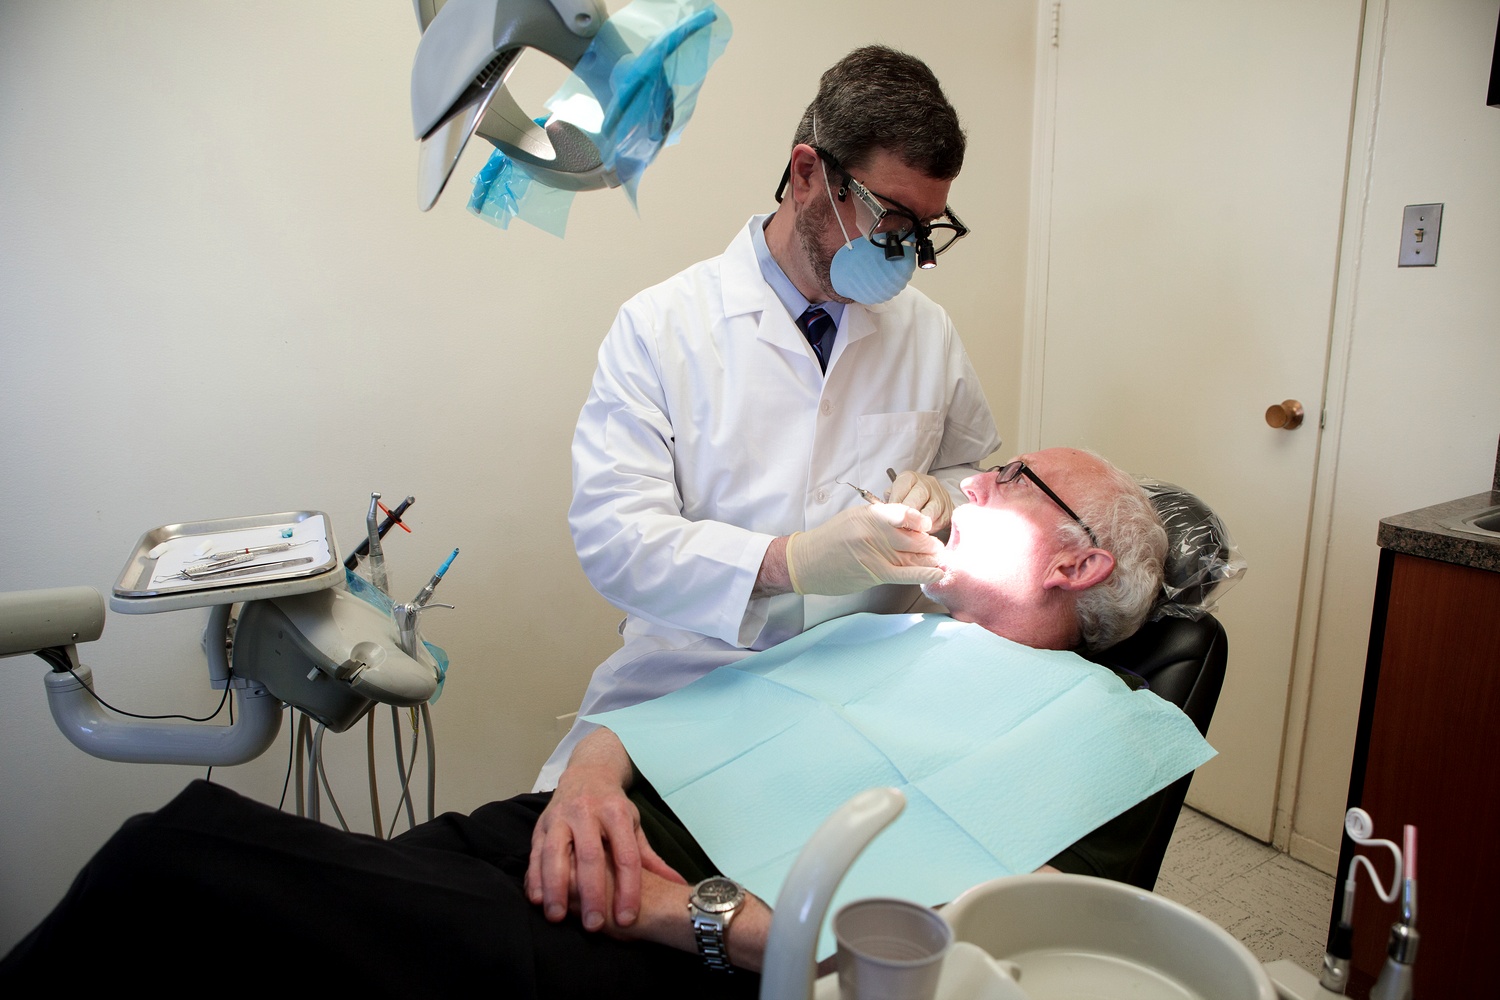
[749,214,845,328]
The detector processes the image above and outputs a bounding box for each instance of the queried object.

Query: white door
[1032,0,1363,838]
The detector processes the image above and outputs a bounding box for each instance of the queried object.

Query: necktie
[797,306,837,373]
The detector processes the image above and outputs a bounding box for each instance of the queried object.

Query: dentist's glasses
[774,147,969,268]
[988,461,1099,545]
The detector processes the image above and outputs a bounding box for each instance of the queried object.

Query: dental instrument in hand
[365,493,390,594]
[838,482,882,505]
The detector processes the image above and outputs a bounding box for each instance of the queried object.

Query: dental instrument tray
[111,511,341,615]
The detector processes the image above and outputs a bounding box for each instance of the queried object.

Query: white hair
[1060,456,1168,651]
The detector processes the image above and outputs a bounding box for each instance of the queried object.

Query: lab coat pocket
[857,410,944,480]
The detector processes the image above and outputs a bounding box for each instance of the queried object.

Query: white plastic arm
[759,787,906,1000]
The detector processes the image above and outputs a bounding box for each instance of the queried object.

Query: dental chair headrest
[1140,480,1247,621]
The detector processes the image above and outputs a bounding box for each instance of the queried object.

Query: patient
[0,449,1168,996]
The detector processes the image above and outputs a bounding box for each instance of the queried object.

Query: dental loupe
[411,0,612,210]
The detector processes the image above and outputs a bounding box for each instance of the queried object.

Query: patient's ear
[1043,548,1115,592]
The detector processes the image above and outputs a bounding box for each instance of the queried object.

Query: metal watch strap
[692,917,733,972]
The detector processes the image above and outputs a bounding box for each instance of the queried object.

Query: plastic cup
[834,898,953,1000]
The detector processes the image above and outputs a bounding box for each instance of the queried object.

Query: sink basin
[938,874,1276,1000]
[1440,505,1500,539]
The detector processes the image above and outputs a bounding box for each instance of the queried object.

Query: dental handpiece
[1400,824,1417,926]
[345,495,415,570]
[412,548,459,608]
[366,493,389,594]
[1371,828,1419,1000]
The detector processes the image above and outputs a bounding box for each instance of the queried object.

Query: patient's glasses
[0,497,456,834]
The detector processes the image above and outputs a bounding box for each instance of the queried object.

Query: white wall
[1285,0,1500,871]
[0,1,1035,949]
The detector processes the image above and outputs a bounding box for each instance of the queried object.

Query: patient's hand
[526,728,685,931]
[587,869,773,973]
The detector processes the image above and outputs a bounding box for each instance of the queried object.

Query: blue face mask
[820,162,917,305]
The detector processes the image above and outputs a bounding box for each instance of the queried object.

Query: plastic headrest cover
[1139,479,1247,621]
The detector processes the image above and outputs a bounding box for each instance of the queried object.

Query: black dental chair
[1079,482,1242,890]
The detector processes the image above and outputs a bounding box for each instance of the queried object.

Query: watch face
[694,877,744,911]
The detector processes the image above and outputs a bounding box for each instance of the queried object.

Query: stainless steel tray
[111,511,341,615]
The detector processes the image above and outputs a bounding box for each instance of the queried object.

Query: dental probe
[178,556,315,582]
[183,552,255,576]
[202,541,307,561]
[838,482,882,505]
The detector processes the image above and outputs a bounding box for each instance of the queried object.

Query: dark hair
[791,45,966,180]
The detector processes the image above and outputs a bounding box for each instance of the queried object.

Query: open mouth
[945,515,962,550]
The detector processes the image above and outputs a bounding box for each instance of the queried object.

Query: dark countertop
[1379,490,1500,574]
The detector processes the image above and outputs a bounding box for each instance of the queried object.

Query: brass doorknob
[1265,400,1305,430]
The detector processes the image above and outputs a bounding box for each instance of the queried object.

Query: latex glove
[785,503,944,595]
[887,470,956,533]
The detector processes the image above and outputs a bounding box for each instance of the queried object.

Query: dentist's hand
[526,729,685,932]
[886,470,956,534]
[785,503,944,595]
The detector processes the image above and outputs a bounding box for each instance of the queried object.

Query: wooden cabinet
[1340,549,1500,996]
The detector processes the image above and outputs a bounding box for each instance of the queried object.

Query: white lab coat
[535,216,999,789]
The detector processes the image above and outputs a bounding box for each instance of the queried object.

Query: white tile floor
[1156,808,1336,974]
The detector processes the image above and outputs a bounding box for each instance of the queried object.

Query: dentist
[540,46,1000,789]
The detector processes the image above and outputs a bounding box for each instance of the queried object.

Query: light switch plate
[1399,203,1442,266]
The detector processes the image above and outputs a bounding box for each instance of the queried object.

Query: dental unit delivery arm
[1,590,281,766]
[3,507,452,778]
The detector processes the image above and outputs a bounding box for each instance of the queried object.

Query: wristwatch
[688,876,746,971]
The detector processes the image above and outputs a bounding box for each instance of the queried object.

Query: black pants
[0,781,759,998]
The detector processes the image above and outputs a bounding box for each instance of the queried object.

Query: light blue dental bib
[589,612,1215,959]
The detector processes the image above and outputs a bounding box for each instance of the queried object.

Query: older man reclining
[0,449,1172,997]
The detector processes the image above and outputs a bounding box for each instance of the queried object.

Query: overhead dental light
[410,0,731,234]
[411,0,607,211]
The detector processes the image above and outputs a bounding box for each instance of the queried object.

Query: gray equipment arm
[0,586,105,658]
